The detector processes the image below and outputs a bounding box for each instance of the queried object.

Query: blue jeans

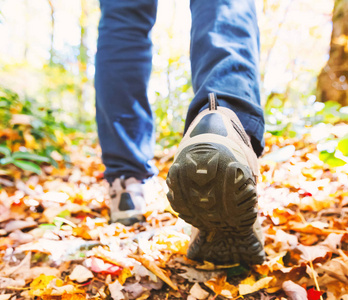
[95,0,265,183]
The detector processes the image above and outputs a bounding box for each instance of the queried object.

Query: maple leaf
[307,288,323,300]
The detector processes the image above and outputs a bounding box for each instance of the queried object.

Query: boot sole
[166,142,265,265]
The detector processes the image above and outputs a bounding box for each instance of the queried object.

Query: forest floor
[1,124,348,300]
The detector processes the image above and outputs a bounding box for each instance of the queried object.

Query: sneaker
[109,176,146,226]
[166,93,265,265]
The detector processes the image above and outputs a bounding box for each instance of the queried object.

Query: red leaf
[307,288,322,300]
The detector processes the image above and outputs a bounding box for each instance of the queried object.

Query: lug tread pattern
[166,143,265,265]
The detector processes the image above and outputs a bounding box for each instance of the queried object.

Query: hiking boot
[109,176,146,226]
[166,93,265,265]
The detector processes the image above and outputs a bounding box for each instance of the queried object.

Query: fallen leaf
[16,238,99,261]
[1,251,31,279]
[0,277,25,289]
[204,274,238,299]
[153,229,189,255]
[92,246,134,269]
[72,225,92,240]
[61,294,87,300]
[4,219,37,232]
[117,267,132,285]
[282,280,307,300]
[69,265,94,283]
[297,244,331,262]
[28,266,60,280]
[89,257,122,275]
[108,280,125,300]
[239,276,274,296]
[123,282,145,299]
[129,254,178,290]
[189,283,210,299]
[317,257,348,284]
[29,274,57,297]
[9,229,33,244]
[307,288,323,300]
[178,266,223,282]
[135,291,151,300]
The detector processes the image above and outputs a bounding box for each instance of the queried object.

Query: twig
[309,260,323,300]
[338,249,348,260]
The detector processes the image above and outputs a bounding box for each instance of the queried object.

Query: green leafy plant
[0,145,50,175]
[0,86,75,163]
[318,134,348,167]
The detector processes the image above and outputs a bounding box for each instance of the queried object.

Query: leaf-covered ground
[1,124,348,300]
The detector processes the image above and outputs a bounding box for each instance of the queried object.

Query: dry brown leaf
[0,277,25,289]
[189,283,210,300]
[129,254,177,290]
[92,246,134,269]
[123,282,146,299]
[282,222,348,236]
[0,251,31,279]
[297,244,332,262]
[69,265,94,283]
[282,280,307,300]
[108,280,125,300]
[318,257,348,284]
[204,274,238,299]
[9,229,33,244]
[178,266,223,282]
[4,219,37,232]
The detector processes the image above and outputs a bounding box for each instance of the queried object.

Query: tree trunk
[317,0,348,106]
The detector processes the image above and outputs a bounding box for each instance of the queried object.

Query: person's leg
[187,0,265,156]
[166,0,265,265]
[95,0,158,184]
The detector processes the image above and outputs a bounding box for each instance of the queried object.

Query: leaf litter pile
[1,124,348,300]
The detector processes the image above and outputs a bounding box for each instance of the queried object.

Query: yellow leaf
[118,268,132,285]
[239,276,274,296]
[154,231,189,255]
[204,274,238,299]
[55,278,64,287]
[24,132,39,150]
[240,275,256,286]
[29,274,56,296]
[54,129,65,146]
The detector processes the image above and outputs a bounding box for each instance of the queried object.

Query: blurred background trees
[317,0,348,106]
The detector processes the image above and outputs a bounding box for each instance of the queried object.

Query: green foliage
[152,56,193,149]
[265,97,348,167]
[0,86,77,171]
[0,145,50,174]
[337,135,348,156]
[319,150,346,167]
[318,134,348,167]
